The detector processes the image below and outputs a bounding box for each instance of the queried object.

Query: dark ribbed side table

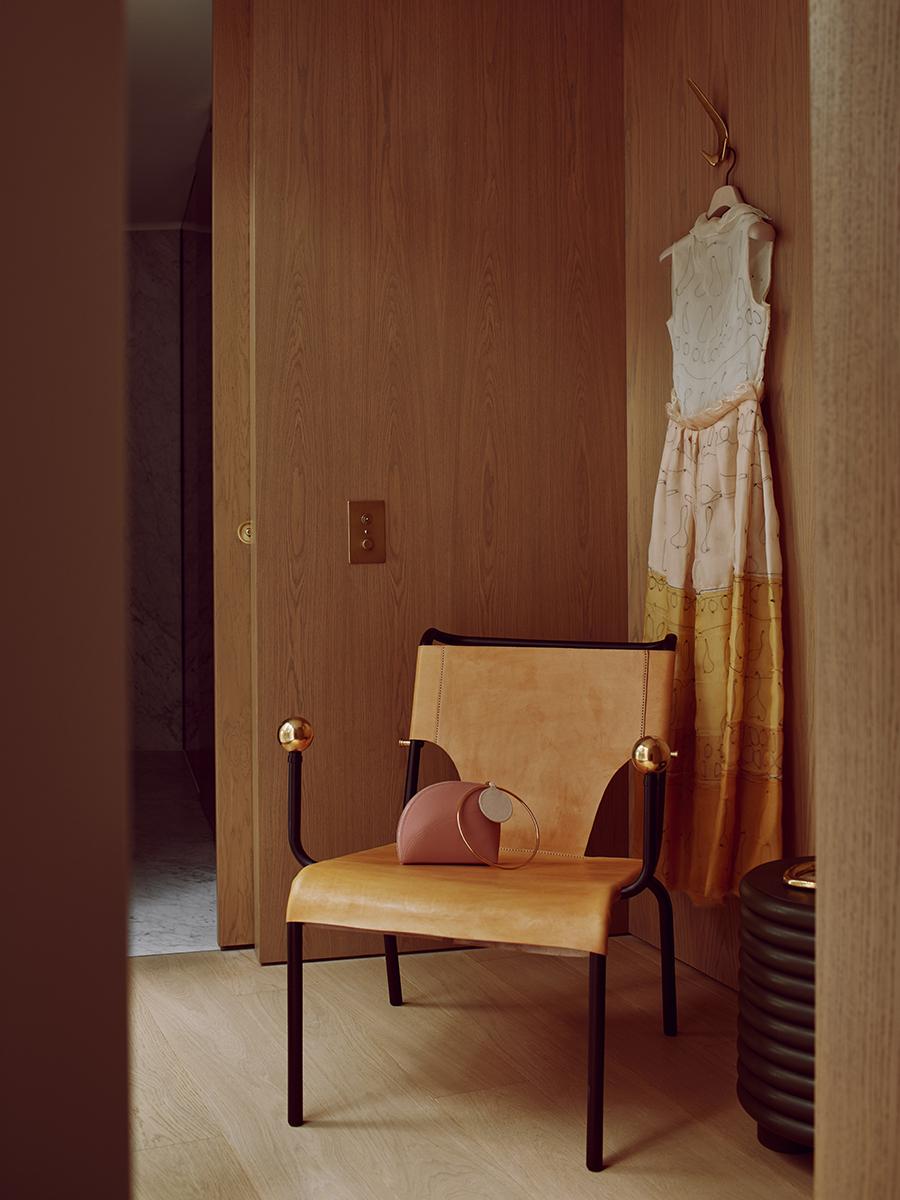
[737,858,815,1154]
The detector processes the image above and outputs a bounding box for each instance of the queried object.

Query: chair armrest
[278,719,317,867]
[619,737,672,900]
[619,771,665,899]
[402,739,424,809]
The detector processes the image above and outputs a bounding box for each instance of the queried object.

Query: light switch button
[347,500,386,563]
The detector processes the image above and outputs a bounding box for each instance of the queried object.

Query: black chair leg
[384,934,404,1006]
[648,877,678,1036]
[586,952,607,1171]
[287,922,304,1126]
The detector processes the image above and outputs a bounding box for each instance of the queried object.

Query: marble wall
[181,224,214,813]
[181,128,215,820]
[127,230,183,750]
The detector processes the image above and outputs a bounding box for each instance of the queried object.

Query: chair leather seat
[286,845,642,954]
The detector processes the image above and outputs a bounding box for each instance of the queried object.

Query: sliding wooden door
[213,0,255,948]
[218,0,629,962]
[6,3,130,1193]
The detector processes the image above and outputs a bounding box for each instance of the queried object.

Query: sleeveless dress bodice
[666,203,773,423]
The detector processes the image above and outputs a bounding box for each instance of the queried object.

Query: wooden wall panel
[623,0,813,986]
[812,0,900,1192]
[212,0,255,947]
[251,0,627,962]
[4,3,130,1194]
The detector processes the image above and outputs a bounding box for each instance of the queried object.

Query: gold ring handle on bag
[456,784,541,870]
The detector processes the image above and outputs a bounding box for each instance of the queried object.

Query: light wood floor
[131,937,813,1199]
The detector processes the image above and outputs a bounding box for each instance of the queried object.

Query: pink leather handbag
[396,780,540,868]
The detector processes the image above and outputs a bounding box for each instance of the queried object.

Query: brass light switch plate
[347,500,386,564]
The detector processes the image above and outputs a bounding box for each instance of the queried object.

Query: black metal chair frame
[285,628,678,1172]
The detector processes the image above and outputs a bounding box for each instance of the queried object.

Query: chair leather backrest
[407,643,675,856]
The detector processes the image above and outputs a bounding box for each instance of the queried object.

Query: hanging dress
[644,202,784,902]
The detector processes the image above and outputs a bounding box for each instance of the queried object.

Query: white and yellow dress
[645,203,784,901]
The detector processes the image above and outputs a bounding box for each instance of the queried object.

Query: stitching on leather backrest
[434,645,446,741]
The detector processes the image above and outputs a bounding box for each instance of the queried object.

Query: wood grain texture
[811,0,900,1194]
[130,941,811,1198]
[250,0,627,961]
[212,0,255,947]
[133,1138,262,1200]
[623,0,813,987]
[130,992,220,1152]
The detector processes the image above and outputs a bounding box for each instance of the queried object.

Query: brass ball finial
[278,717,315,752]
[631,735,673,774]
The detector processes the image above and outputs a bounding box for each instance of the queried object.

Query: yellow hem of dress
[643,568,784,900]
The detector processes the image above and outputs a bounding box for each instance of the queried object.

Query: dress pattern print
[644,203,784,902]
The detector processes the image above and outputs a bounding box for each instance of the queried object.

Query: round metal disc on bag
[478,783,514,823]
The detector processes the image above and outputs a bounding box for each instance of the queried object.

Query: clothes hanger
[706,147,774,243]
[659,79,774,261]
[706,152,744,218]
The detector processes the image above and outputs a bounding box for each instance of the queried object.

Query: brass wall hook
[725,145,737,185]
[687,77,730,168]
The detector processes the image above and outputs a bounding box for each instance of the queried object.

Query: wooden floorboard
[133,1136,262,1200]
[129,991,220,1152]
[131,938,813,1199]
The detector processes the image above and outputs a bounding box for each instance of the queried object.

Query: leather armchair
[283,628,678,1172]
